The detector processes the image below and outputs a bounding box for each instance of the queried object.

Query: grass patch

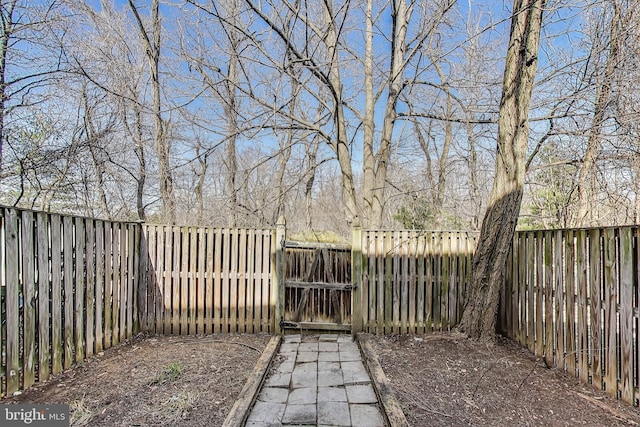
[69,398,93,426]
[156,391,200,422]
[148,361,185,385]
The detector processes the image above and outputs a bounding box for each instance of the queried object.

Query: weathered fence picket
[499,227,640,406]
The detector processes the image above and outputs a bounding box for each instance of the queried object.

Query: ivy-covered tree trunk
[458,0,546,340]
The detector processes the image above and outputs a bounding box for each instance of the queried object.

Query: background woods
[2,1,639,234]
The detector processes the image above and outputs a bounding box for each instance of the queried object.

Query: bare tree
[459,0,546,340]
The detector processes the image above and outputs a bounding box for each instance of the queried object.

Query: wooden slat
[261,231,271,332]
[188,227,197,334]
[526,232,535,353]
[416,235,425,332]
[197,227,206,334]
[238,230,247,333]
[565,230,576,377]
[94,220,104,353]
[112,223,121,345]
[603,228,617,397]
[85,220,95,358]
[180,227,189,334]
[575,230,588,384]
[588,228,602,389]
[22,210,36,389]
[554,230,564,369]
[222,230,231,332]
[205,228,215,334]
[543,230,554,366]
[215,229,223,333]
[127,224,136,336]
[400,231,409,333]
[425,232,434,332]
[74,218,86,362]
[535,231,544,358]
[36,213,51,382]
[51,214,63,375]
[433,233,442,331]
[172,227,181,334]
[5,209,20,394]
[103,222,113,349]
[63,215,75,369]
[618,228,633,404]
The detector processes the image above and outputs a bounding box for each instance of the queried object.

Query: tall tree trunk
[0,0,15,170]
[458,0,546,340]
[575,1,621,227]
[129,0,174,224]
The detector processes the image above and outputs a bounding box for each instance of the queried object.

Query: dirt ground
[3,332,640,426]
[3,333,272,426]
[367,333,640,427]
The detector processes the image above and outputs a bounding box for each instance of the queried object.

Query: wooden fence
[0,207,140,397]
[140,225,276,335]
[499,227,640,405]
[355,229,478,334]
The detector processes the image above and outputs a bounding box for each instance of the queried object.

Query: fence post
[274,217,286,334]
[351,219,363,336]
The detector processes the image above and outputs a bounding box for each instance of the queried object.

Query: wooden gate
[280,241,352,332]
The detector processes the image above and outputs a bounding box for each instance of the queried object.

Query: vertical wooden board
[246,229,256,333]
[433,234,442,331]
[230,230,239,332]
[526,232,535,353]
[222,230,231,332]
[74,219,86,363]
[103,222,112,349]
[264,231,274,332]
[142,226,154,333]
[128,225,136,337]
[535,231,544,358]
[257,231,268,332]
[51,215,63,375]
[588,228,602,389]
[448,234,458,328]
[377,232,385,333]
[250,230,261,332]
[62,216,75,369]
[365,234,375,332]
[111,223,121,345]
[5,209,21,394]
[391,232,400,333]
[425,233,434,332]
[416,235,425,332]
[575,230,589,384]
[603,228,617,397]
[0,209,3,397]
[554,230,565,369]
[132,224,141,334]
[155,226,166,334]
[618,228,633,404]
[94,220,104,353]
[189,228,198,335]
[360,234,369,331]
[172,227,182,334]
[36,213,51,382]
[544,230,554,366]
[565,230,576,377]
[384,232,393,333]
[197,228,206,334]
[21,211,36,389]
[400,231,409,333]
[441,233,452,329]
[162,227,171,333]
[179,227,189,335]
[85,220,95,358]
[408,233,416,332]
[238,230,247,333]
[511,233,520,342]
[205,228,215,334]
[517,232,527,346]
[215,229,224,333]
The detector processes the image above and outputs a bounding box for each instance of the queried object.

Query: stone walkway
[245,334,386,426]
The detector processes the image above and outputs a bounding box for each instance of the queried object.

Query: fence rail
[499,227,640,405]
[356,230,478,334]
[0,207,140,397]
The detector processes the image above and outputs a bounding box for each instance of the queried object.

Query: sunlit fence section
[140,225,276,335]
[0,206,140,397]
[357,230,478,334]
[499,228,640,405]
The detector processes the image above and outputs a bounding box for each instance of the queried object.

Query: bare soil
[367,332,640,426]
[3,332,640,426]
[3,333,272,426]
